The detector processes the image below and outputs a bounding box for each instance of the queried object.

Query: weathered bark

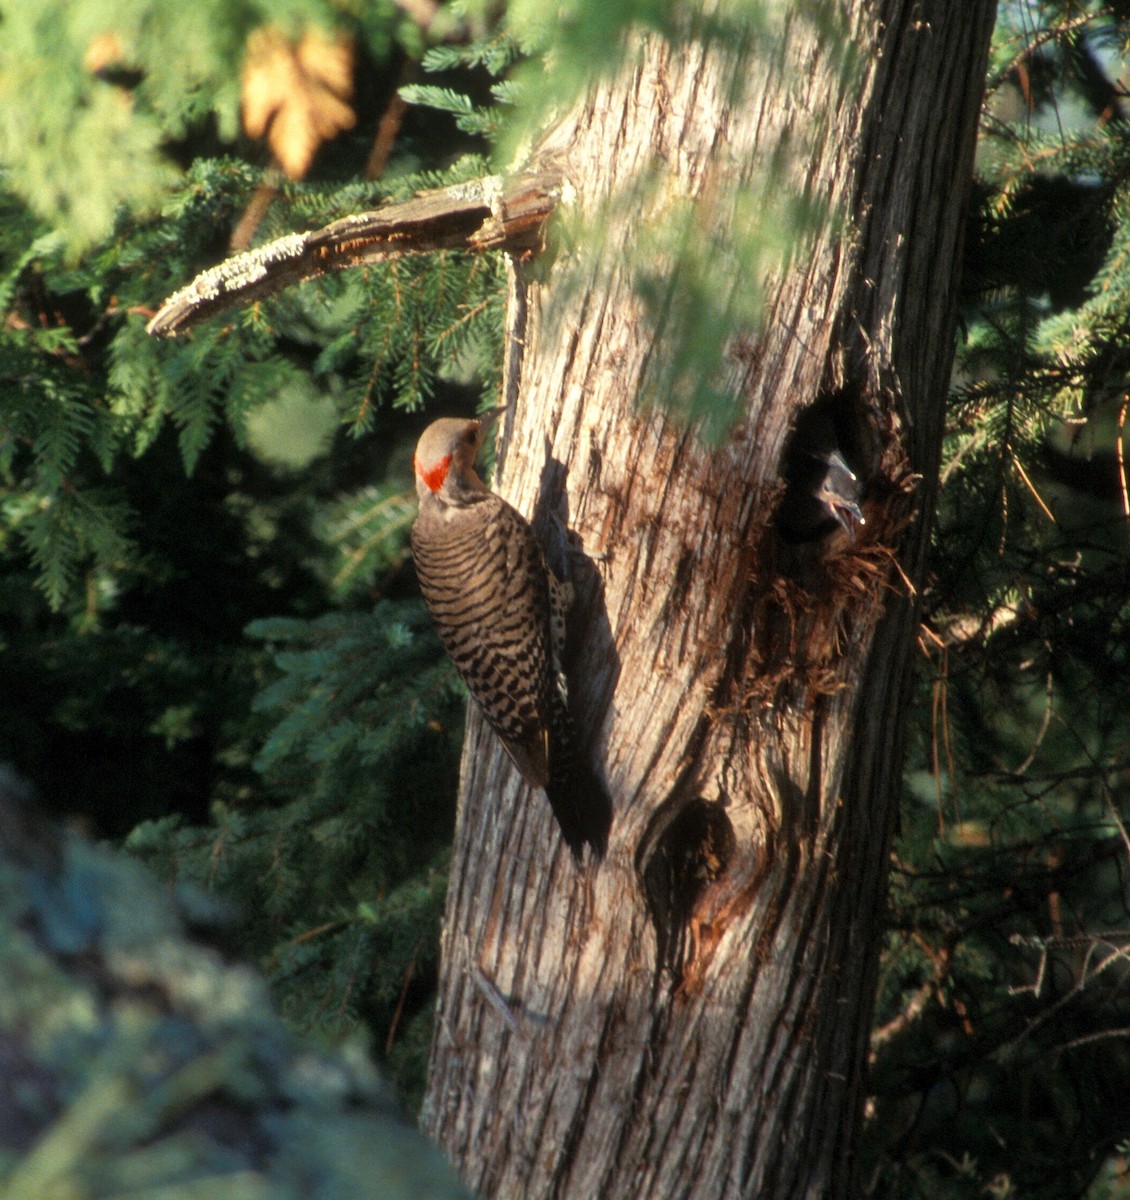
[423,4,995,1199]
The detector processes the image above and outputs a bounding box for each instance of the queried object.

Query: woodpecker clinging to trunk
[411,416,602,858]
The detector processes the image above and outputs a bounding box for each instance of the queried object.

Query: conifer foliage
[0,0,505,1104]
[868,5,1130,1196]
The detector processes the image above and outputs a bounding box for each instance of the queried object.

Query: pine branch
[147,170,563,338]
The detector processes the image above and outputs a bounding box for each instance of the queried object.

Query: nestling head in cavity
[413,417,487,502]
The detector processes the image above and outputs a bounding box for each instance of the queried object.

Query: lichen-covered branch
[146,170,563,338]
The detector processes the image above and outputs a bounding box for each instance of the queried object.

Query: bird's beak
[478,406,506,436]
[830,496,865,536]
[817,451,866,538]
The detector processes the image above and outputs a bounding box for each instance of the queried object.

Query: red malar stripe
[417,453,452,493]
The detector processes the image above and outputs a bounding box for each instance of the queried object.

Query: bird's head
[413,417,487,502]
[813,450,865,537]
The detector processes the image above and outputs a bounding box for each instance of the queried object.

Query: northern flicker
[411,416,601,857]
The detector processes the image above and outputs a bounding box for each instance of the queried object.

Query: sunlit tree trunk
[422,3,996,1197]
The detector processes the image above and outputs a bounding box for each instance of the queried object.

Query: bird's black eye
[464,427,478,445]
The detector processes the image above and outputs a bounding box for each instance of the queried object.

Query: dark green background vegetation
[2,2,1130,1196]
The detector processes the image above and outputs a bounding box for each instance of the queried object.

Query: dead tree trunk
[422,4,996,1197]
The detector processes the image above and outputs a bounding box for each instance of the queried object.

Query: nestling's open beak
[814,450,865,537]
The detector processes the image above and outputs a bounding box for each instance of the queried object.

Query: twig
[386,954,418,1054]
[987,8,1117,94]
[230,169,284,252]
[471,965,520,1033]
[366,66,413,180]
[1009,444,1055,524]
[1013,669,1054,776]
[1118,393,1129,536]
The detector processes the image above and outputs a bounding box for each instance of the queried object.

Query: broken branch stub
[146,170,563,338]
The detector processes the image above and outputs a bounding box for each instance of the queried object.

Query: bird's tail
[546,681,611,860]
